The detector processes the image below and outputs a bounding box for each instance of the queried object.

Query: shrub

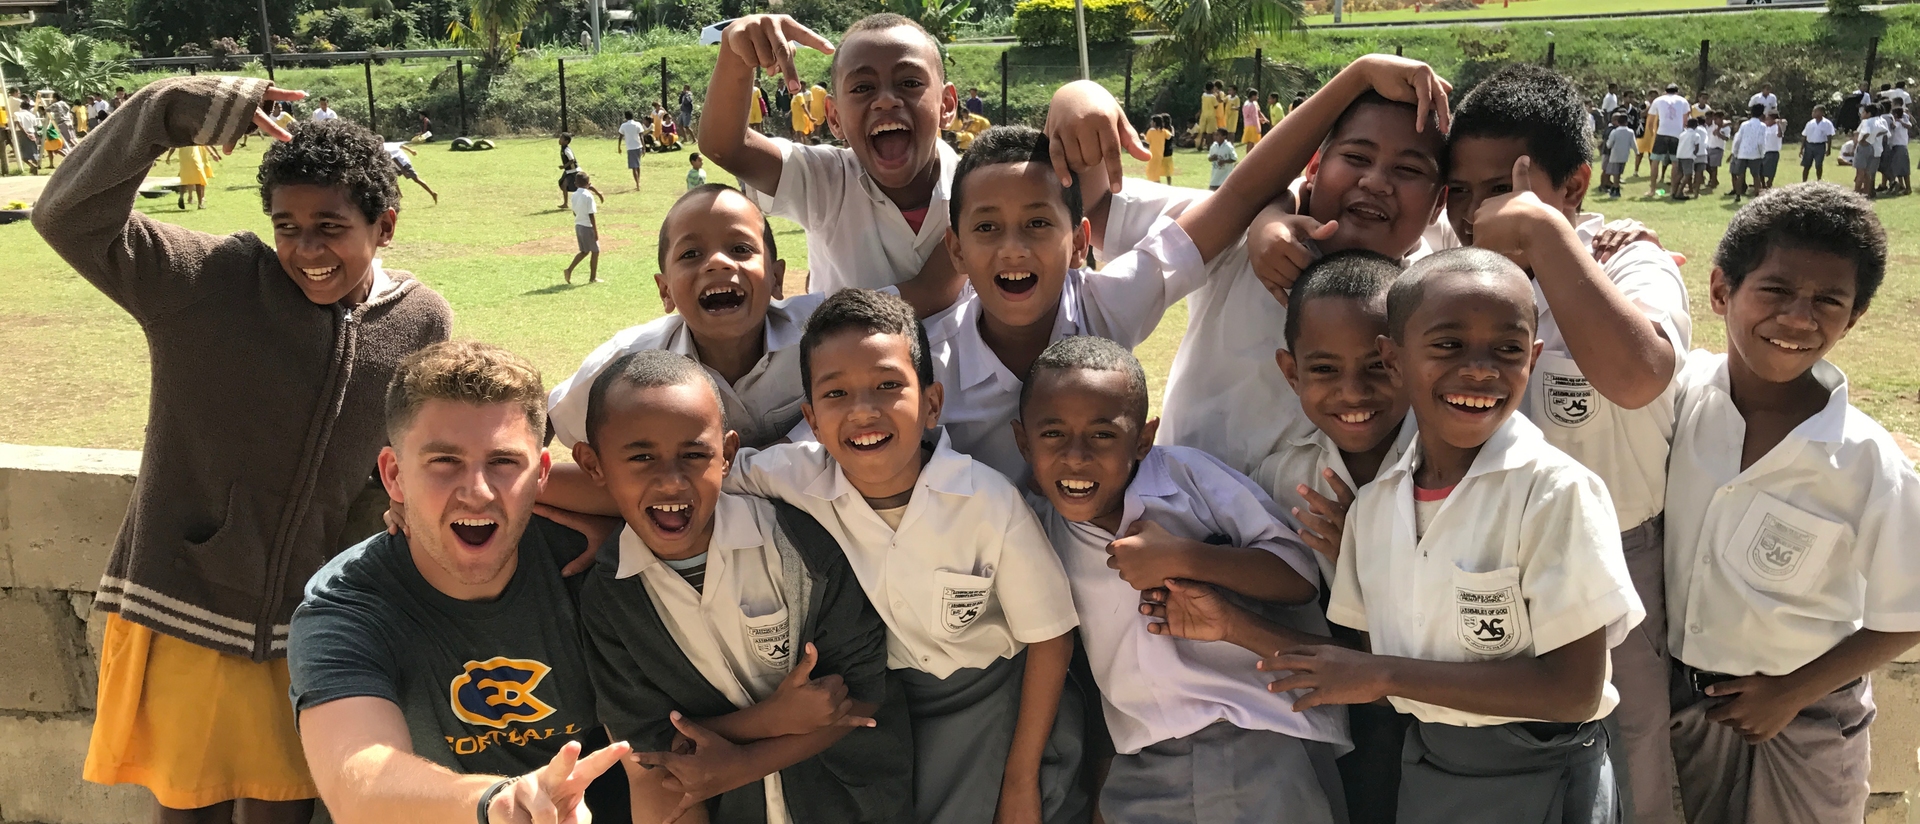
[1013,0,1138,47]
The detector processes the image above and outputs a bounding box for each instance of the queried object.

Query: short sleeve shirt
[1665,354,1920,677]
[1253,418,1417,583]
[1654,95,1691,137]
[1328,414,1643,727]
[287,519,598,777]
[570,187,596,227]
[547,292,826,450]
[726,431,1078,677]
[748,139,959,293]
[620,120,645,151]
[311,108,338,122]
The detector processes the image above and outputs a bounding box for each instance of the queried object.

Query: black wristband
[476,776,519,824]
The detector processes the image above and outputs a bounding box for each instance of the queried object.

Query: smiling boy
[34,76,452,823]
[1665,184,1920,824]
[725,289,1087,824]
[573,350,912,824]
[699,13,963,297]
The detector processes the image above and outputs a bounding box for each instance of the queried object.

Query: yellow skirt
[1145,155,1169,180]
[84,614,317,809]
[1243,124,1262,144]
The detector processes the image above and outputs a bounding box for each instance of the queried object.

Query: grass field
[2,134,1915,452]
[1300,0,1726,26]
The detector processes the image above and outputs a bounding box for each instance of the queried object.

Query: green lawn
[1301,0,1729,26]
[2,135,1915,452]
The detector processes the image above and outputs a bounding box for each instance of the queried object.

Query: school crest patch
[748,617,792,669]
[942,582,990,633]
[1747,513,1816,583]
[1543,372,1595,427]
[1456,584,1522,657]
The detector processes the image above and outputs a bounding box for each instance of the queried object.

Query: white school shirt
[1762,121,1784,153]
[926,216,1207,480]
[547,293,826,450]
[569,187,596,227]
[619,119,645,151]
[1653,94,1691,137]
[1749,92,1779,115]
[1253,417,1418,582]
[726,430,1079,677]
[1888,88,1912,108]
[1522,214,1688,532]
[1676,128,1702,161]
[1664,354,1920,678]
[311,107,338,122]
[1891,112,1911,147]
[1694,126,1714,160]
[749,139,960,294]
[1035,446,1349,754]
[1803,117,1836,144]
[616,493,797,824]
[1327,414,1643,727]
[1732,118,1770,160]
[1601,93,1619,113]
[1707,123,1729,150]
[1859,116,1889,153]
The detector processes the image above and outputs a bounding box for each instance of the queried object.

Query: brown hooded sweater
[32,75,452,661]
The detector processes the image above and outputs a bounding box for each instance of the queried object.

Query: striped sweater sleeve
[31,75,274,322]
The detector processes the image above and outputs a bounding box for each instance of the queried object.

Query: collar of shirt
[616,493,769,579]
[1282,415,1419,484]
[1377,412,1544,491]
[1699,354,1850,452]
[797,427,976,504]
[658,296,807,367]
[935,276,1087,394]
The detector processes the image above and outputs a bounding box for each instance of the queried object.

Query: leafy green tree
[0,26,130,97]
[1145,0,1302,81]
[451,0,544,65]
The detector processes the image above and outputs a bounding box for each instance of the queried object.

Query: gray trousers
[1607,516,1674,824]
[1101,721,1347,824]
[1398,720,1620,824]
[895,650,1091,824]
[1669,666,1874,824]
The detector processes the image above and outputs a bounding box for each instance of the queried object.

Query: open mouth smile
[1442,393,1502,414]
[697,284,747,313]
[1762,336,1815,352]
[994,270,1039,297]
[449,517,499,548]
[1334,409,1379,426]
[1056,479,1098,500]
[846,431,894,452]
[646,502,693,536]
[299,265,340,282]
[868,121,914,167]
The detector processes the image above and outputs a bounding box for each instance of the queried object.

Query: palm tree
[0,27,129,99]
[450,0,543,67]
[1145,0,1304,81]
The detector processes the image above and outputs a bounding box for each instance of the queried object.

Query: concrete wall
[1,442,1917,823]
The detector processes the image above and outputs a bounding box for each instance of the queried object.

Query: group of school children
[29,8,1917,824]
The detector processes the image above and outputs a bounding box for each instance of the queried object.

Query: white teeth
[702,285,740,297]
[1443,394,1499,409]
[1764,337,1811,351]
[301,266,337,280]
[452,518,495,526]
[869,122,909,135]
[998,272,1034,281]
[649,503,689,512]
[1337,411,1376,424]
[1060,480,1095,491]
[850,433,889,446]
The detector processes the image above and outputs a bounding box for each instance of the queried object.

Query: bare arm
[1106,520,1317,604]
[998,633,1073,820]
[1266,628,1611,723]
[1142,578,1339,651]
[698,15,834,195]
[1703,629,1920,744]
[300,697,629,824]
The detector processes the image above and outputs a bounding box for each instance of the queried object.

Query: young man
[1017,336,1348,824]
[1650,84,1692,197]
[312,97,339,122]
[1801,105,1835,182]
[565,171,606,285]
[289,341,632,824]
[966,87,986,116]
[1667,183,1919,824]
[573,350,913,824]
[37,77,452,824]
[620,110,647,190]
[727,289,1088,824]
[1732,104,1771,201]
[1749,83,1779,116]
[1444,63,1691,824]
[700,13,964,297]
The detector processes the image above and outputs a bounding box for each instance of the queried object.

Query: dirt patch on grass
[497,233,635,256]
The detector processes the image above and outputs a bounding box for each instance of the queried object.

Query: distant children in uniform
[1666,183,1918,824]
[1207,129,1236,190]
[382,138,440,204]
[558,131,582,208]
[565,171,606,284]
[620,110,647,190]
[687,152,708,190]
[1143,114,1174,184]
[1801,105,1835,182]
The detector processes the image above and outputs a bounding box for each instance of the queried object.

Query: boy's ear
[572,441,606,484]
[1559,164,1593,213]
[825,96,843,141]
[1707,267,1732,317]
[1377,334,1404,389]
[1136,417,1160,460]
[377,446,404,503]
[799,400,818,440]
[536,449,553,487]
[921,380,945,431]
[940,82,959,125]
[655,273,677,315]
[721,429,740,469]
[1528,339,1543,371]
[1074,218,1092,265]
[943,227,964,267]
[376,208,397,248]
[1276,347,1301,391]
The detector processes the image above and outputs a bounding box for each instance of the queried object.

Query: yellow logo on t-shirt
[449,657,557,730]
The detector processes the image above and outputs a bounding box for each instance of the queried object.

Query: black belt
[1680,661,1861,697]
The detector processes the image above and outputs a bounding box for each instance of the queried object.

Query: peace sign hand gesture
[489,738,633,824]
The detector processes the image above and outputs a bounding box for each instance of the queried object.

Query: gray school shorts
[1731,156,1761,179]
[1801,141,1828,167]
[627,147,642,169]
[1603,161,1625,176]
[1763,151,1781,178]
[575,224,598,253]
[1707,147,1725,168]
[1883,144,1909,177]
[1677,158,1696,178]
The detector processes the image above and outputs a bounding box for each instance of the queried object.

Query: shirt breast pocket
[934,569,994,635]
[1721,493,1848,598]
[1453,566,1530,659]
[742,607,793,672]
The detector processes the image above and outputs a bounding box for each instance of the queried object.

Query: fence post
[1696,40,1710,94]
[1545,42,1555,68]
[190,63,199,75]
[364,57,375,131]
[1395,45,1403,56]
[1254,48,1263,102]
[1864,36,1880,86]
[257,0,275,82]
[661,56,669,111]
[559,58,570,134]
[456,60,468,137]
[1000,50,1009,124]
[1124,49,1133,116]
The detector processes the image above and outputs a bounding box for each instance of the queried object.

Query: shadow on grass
[523,282,584,296]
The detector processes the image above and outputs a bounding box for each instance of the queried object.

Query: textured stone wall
[0,442,1915,823]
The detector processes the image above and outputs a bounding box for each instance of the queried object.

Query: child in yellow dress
[176,144,218,210]
[1197,81,1220,152]
[1144,113,1174,184]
